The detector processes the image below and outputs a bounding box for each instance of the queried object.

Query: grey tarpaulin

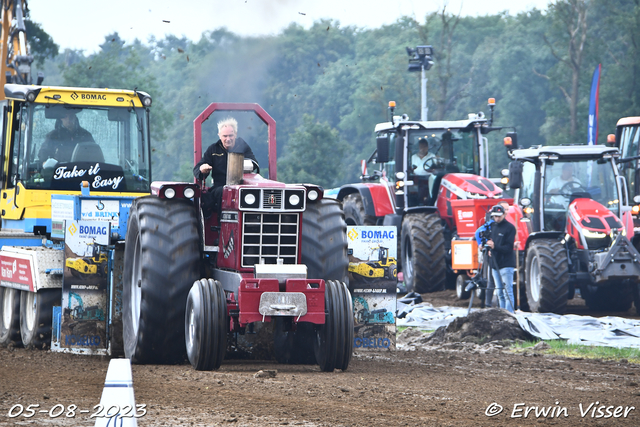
[397,303,640,348]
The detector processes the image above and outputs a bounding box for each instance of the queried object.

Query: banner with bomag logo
[347,226,397,351]
[54,220,110,354]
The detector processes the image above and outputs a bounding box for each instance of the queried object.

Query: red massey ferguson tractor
[507,144,640,314]
[334,101,513,293]
[121,103,354,371]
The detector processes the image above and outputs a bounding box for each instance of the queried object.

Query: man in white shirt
[411,138,436,176]
[547,163,581,206]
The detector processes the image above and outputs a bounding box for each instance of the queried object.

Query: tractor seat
[70,141,105,163]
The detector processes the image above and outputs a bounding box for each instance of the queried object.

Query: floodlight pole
[421,66,428,121]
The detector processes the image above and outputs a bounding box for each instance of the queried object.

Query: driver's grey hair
[217,117,238,134]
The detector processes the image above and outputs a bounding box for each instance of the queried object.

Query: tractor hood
[440,173,504,199]
[567,197,626,250]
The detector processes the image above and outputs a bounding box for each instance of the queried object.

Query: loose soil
[1,290,639,426]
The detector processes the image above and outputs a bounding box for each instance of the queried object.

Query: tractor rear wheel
[342,193,376,226]
[314,280,354,372]
[123,196,200,364]
[0,287,22,346]
[582,283,633,312]
[401,213,446,293]
[281,198,350,366]
[273,319,316,364]
[185,279,228,371]
[19,289,59,348]
[525,240,569,313]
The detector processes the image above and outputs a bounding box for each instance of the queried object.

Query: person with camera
[475,201,510,308]
[485,204,517,313]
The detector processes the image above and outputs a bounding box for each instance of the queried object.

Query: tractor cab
[508,145,628,236]
[1,84,152,234]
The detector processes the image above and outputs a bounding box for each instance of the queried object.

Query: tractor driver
[38,109,95,168]
[411,138,436,176]
[194,117,259,218]
[546,163,582,206]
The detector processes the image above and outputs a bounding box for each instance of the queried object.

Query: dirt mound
[426,308,534,345]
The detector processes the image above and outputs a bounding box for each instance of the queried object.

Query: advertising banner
[347,226,397,351]
[57,220,110,352]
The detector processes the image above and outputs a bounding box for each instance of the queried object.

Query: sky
[28,0,551,54]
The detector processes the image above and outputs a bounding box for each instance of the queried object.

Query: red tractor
[507,144,640,314]
[122,103,353,371]
[334,101,512,293]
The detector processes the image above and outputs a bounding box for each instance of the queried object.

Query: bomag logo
[347,228,359,241]
[81,94,107,101]
[70,92,79,100]
[68,223,78,236]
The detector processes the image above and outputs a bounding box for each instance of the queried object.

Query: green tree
[278,114,348,188]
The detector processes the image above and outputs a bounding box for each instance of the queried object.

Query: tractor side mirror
[508,160,523,189]
[504,132,518,150]
[376,135,390,164]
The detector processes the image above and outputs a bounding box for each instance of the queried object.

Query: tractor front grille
[242,212,299,267]
[262,190,283,210]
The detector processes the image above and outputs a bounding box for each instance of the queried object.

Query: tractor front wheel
[123,196,200,364]
[456,275,470,300]
[342,193,376,226]
[314,280,354,372]
[185,279,228,371]
[401,213,446,293]
[0,286,22,346]
[525,240,569,313]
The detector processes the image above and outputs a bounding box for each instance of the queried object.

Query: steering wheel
[559,181,587,195]
[423,156,444,172]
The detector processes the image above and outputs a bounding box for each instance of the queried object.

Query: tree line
[25,0,640,188]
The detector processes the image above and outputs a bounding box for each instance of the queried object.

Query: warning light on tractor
[488,98,496,106]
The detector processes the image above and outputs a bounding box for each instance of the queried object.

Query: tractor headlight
[244,193,256,205]
[582,229,606,238]
[164,187,176,199]
[308,189,319,201]
[289,194,300,206]
[183,187,195,198]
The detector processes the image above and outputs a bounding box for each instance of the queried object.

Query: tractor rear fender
[337,183,394,218]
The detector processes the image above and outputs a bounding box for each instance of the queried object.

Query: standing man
[194,117,258,217]
[485,204,517,313]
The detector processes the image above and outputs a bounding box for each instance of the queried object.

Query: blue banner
[588,64,601,145]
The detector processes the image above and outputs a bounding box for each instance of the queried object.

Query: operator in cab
[411,138,436,176]
[194,117,258,218]
[38,109,95,168]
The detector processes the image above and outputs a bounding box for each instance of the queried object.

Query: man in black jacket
[486,204,517,312]
[193,117,258,217]
[38,110,95,166]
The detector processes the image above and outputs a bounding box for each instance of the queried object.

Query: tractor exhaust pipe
[227,152,244,185]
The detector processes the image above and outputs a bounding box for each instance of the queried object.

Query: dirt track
[1,290,639,426]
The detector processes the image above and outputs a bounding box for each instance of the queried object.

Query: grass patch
[397,326,435,335]
[511,340,640,363]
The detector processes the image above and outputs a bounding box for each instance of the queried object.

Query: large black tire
[525,240,569,313]
[0,286,22,346]
[301,198,349,282]
[634,283,640,315]
[123,196,201,364]
[401,213,446,293]
[582,283,633,312]
[314,280,354,372]
[455,275,470,300]
[280,198,349,365]
[19,289,59,348]
[185,279,227,371]
[342,193,377,226]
